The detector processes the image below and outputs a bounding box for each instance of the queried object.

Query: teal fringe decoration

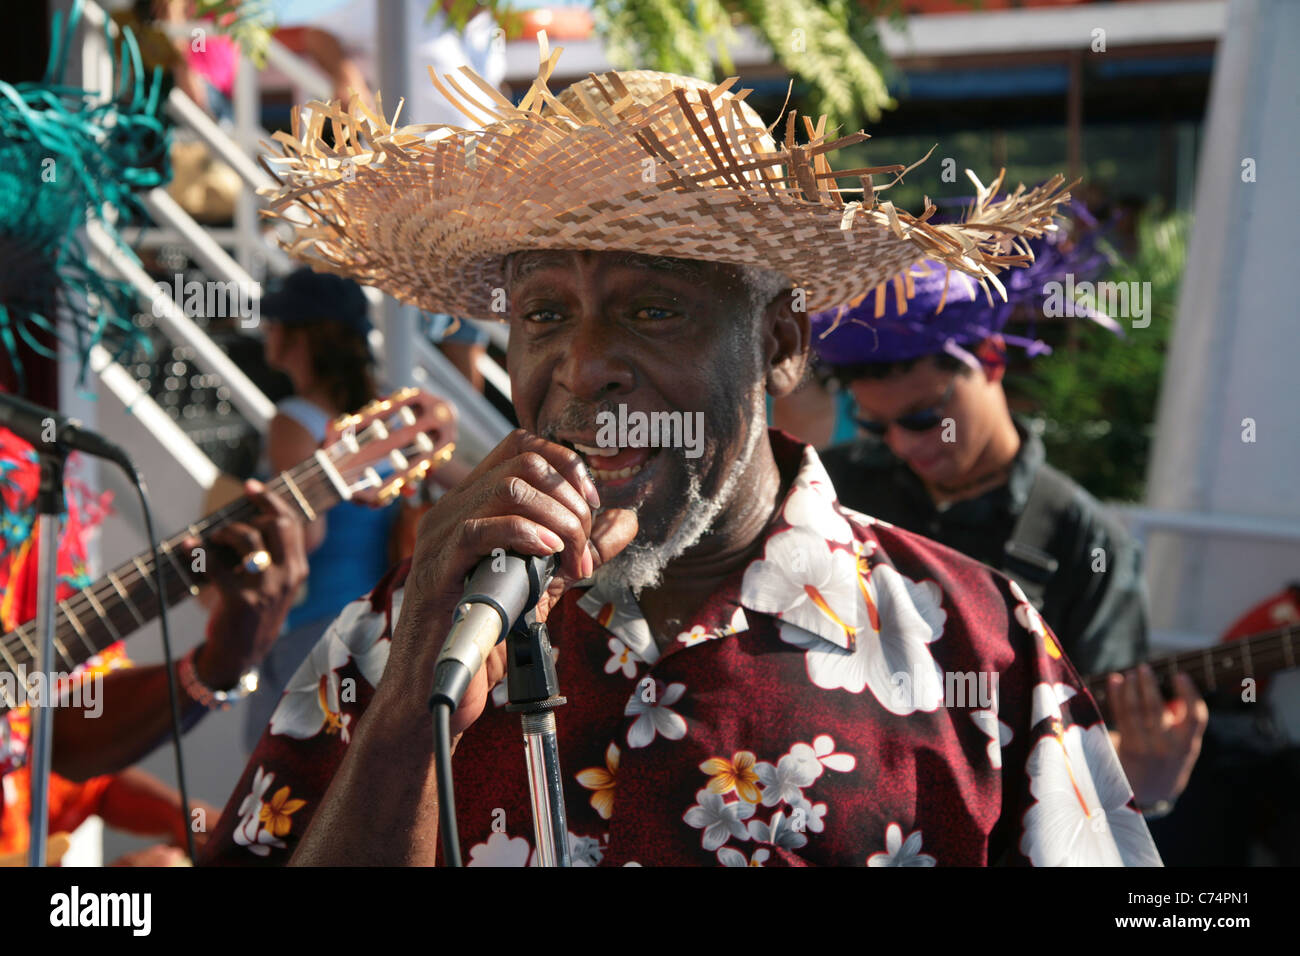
[0,0,172,391]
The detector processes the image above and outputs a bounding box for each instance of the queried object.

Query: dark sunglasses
[852,379,957,436]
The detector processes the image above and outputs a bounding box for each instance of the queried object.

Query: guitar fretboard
[1084,622,1300,706]
[0,455,343,712]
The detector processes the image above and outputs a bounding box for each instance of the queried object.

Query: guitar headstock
[322,387,457,507]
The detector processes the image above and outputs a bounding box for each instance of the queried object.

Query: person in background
[0,421,309,859]
[809,255,1208,822]
[238,268,408,751]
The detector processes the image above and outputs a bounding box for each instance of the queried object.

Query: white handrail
[89,347,219,490]
[85,222,276,431]
[1113,505,1300,545]
[141,189,260,292]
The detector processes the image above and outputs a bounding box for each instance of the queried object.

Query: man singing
[203,56,1161,866]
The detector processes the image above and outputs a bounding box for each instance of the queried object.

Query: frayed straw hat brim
[261,36,1074,321]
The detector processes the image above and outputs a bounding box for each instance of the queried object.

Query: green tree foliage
[448,0,906,132]
[1012,210,1191,503]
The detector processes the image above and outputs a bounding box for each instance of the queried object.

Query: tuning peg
[408,459,433,484]
[333,412,362,433]
[377,476,406,505]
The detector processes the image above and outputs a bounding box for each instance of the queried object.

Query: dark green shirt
[819,418,1149,677]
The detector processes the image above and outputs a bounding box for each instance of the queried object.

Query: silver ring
[241,549,272,575]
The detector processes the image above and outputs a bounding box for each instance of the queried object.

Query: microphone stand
[27,450,66,868]
[505,619,571,867]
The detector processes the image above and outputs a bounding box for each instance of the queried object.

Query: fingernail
[576,463,600,510]
[538,529,564,553]
[581,547,594,579]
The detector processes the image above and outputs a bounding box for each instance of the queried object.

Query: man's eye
[635,306,678,321]
[523,309,564,324]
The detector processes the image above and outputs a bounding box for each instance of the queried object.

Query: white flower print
[971,709,1014,769]
[844,507,894,532]
[747,810,809,851]
[269,598,388,741]
[717,846,770,867]
[777,564,947,715]
[787,734,857,778]
[1010,579,1066,659]
[467,830,604,867]
[743,527,865,649]
[676,625,713,648]
[867,823,936,866]
[233,765,285,857]
[802,802,829,834]
[269,632,353,742]
[755,752,819,809]
[538,832,604,868]
[578,581,658,664]
[1020,723,1163,867]
[467,831,531,867]
[1030,682,1079,727]
[783,480,852,543]
[604,637,638,678]
[624,681,687,749]
[684,788,755,851]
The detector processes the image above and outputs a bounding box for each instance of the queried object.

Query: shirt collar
[1005,415,1045,512]
[573,430,865,656]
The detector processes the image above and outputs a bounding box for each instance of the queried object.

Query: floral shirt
[203,432,1162,867]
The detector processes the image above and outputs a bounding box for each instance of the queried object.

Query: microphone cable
[122,464,196,864]
[432,699,462,867]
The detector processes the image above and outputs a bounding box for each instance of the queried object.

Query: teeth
[572,441,618,457]
[589,462,645,481]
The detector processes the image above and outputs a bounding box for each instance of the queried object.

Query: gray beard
[591,415,762,596]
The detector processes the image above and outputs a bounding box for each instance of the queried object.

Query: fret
[59,599,97,657]
[132,557,159,602]
[1241,638,1253,681]
[159,540,200,597]
[14,622,74,672]
[315,448,353,501]
[11,621,37,660]
[50,632,76,673]
[1202,647,1215,691]
[281,471,317,521]
[1286,630,1296,671]
[82,589,124,643]
[0,636,25,682]
[107,572,148,628]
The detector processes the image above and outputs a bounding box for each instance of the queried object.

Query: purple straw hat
[810,200,1122,369]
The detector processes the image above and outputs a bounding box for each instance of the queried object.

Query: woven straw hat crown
[262,39,1072,321]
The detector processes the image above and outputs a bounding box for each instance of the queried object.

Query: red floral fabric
[203,432,1161,866]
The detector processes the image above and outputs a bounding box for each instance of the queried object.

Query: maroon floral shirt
[204,433,1161,866]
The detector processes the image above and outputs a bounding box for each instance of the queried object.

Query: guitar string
[0,416,445,708]
[0,456,341,671]
[12,419,443,665]
[1083,627,1300,695]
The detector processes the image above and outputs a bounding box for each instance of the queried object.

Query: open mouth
[560,438,664,486]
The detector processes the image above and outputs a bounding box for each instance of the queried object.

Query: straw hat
[261,36,1073,321]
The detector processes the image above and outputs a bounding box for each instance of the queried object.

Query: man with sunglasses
[812,259,1207,823]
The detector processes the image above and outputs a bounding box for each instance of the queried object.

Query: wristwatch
[179,645,259,711]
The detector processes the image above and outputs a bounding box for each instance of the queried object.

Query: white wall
[1143,0,1300,729]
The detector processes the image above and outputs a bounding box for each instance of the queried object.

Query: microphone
[0,392,135,470]
[429,551,558,711]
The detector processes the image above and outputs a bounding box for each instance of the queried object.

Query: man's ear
[764,288,810,397]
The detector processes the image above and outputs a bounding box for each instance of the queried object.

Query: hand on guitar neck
[1103,664,1209,812]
